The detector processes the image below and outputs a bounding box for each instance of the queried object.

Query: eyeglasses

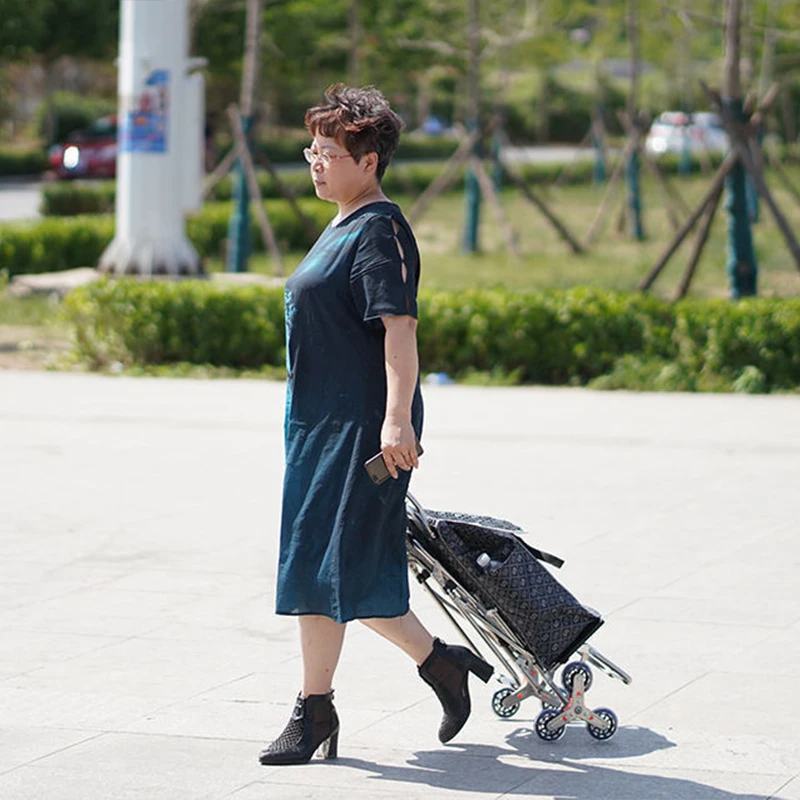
[303,147,353,166]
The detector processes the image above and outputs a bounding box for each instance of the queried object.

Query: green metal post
[462,134,481,253]
[593,109,606,185]
[491,133,503,193]
[226,116,252,273]
[723,98,757,298]
[625,149,644,240]
[746,126,761,223]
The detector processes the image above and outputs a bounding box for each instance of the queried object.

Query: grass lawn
[206,166,800,301]
[0,290,71,369]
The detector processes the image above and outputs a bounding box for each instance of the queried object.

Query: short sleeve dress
[276,201,424,623]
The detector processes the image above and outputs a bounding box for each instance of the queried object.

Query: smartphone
[364,437,424,485]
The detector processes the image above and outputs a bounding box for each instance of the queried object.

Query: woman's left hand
[380,416,420,480]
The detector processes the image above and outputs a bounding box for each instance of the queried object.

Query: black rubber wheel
[587,707,618,740]
[535,708,566,741]
[561,661,593,693]
[491,687,521,718]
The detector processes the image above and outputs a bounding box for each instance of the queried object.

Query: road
[0,146,596,223]
[0,178,44,223]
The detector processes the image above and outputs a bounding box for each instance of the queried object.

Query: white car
[645,111,728,157]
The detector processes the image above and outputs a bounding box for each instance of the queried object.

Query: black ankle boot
[418,638,494,743]
[258,691,339,766]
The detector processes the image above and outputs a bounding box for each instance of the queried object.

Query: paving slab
[0,371,798,800]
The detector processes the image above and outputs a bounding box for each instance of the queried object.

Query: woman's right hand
[380,416,419,479]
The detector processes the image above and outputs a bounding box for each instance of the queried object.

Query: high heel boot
[258,691,339,765]
[418,638,494,743]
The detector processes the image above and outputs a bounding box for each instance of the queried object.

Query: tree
[1,0,118,141]
[0,0,47,61]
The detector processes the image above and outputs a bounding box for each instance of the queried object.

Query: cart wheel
[535,709,566,741]
[562,661,593,693]
[491,687,521,718]
[587,707,618,740]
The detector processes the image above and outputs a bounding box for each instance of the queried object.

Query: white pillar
[99,0,203,276]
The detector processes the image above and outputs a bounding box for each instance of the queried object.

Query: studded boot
[258,691,339,766]
[418,638,494,743]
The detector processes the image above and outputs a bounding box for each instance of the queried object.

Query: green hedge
[0,199,331,276]
[0,215,115,275]
[40,182,118,216]
[62,281,800,391]
[0,146,49,177]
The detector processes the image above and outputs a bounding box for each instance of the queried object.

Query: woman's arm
[380,314,420,479]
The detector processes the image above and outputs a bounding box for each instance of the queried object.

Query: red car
[48,116,118,180]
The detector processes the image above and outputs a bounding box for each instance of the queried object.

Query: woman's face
[306,134,374,204]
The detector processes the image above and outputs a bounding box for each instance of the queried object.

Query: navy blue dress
[276,201,424,623]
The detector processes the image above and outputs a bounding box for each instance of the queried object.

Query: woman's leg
[360,609,435,665]
[362,610,493,744]
[299,615,347,696]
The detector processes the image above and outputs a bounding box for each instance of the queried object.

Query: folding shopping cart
[405,493,632,741]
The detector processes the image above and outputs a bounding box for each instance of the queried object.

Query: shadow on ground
[327,726,783,799]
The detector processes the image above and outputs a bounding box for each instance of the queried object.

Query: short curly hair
[304,84,405,181]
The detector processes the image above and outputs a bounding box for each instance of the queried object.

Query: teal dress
[276,201,424,623]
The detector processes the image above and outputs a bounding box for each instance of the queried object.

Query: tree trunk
[592,59,607,184]
[226,0,263,273]
[756,0,780,100]
[679,0,693,174]
[348,0,361,86]
[781,82,797,145]
[722,0,757,297]
[462,0,481,253]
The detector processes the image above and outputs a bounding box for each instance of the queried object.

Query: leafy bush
[64,279,285,370]
[0,146,49,177]
[62,282,800,393]
[0,215,115,275]
[0,199,331,276]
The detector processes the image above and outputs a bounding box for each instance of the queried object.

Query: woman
[259,84,492,767]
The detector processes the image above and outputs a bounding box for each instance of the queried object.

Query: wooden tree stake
[468,156,520,259]
[202,146,240,201]
[584,135,638,245]
[494,129,584,254]
[766,149,800,208]
[673,183,724,300]
[228,105,284,276]
[406,129,479,225]
[500,161,584,254]
[638,150,738,290]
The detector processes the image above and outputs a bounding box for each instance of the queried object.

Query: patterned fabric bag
[422,510,603,672]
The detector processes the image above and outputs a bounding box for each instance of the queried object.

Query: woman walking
[259,84,492,767]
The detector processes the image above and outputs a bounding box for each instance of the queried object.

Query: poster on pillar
[120,69,170,154]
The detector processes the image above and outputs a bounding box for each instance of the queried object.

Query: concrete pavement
[0,370,798,799]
